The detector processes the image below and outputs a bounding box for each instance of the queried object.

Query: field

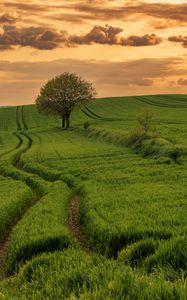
[0,94,186,299]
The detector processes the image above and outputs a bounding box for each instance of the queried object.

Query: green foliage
[137,109,154,135]
[83,121,90,130]
[35,72,96,128]
[169,147,184,163]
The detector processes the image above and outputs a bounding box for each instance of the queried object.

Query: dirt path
[68,195,90,253]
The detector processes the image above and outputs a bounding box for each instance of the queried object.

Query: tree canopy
[35,72,97,128]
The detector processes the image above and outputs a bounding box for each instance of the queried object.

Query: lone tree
[137,109,154,136]
[35,72,96,128]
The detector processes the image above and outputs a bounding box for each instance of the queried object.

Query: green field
[0,95,186,299]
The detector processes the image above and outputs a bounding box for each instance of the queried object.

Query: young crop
[6,181,75,274]
[0,249,186,299]
[0,95,186,298]
[0,178,32,239]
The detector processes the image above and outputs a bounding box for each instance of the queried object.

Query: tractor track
[0,106,90,279]
[0,107,41,279]
[68,195,90,253]
[21,106,28,130]
[81,105,123,122]
[19,107,89,253]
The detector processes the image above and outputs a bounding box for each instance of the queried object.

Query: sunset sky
[0,0,187,105]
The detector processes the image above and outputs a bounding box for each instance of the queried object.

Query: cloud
[2,1,187,29]
[0,12,18,24]
[120,34,162,46]
[149,19,183,30]
[0,56,186,105]
[2,22,187,51]
[71,2,187,27]
[0,25,68,50]
[69,25,123,45]
[2,3,50,12]
[168,36,187,48]
[70,26,162,47]
[178,78,187,86]
[0,23,163,50]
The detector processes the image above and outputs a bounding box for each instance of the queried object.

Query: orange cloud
[2,1,187,28]
[1,56,186,105]
[0,23,164,50]
[120,34,162,46]
[69,25,123,45]
[72,2,187,25]
[178,78,187,85]
[0,25,68,50]
[0,12,18,24]
[168,36,187,48]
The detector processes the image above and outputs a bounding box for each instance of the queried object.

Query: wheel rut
[0,106,91,279]
[0,107,41,279]
[68,195,90,253]
[19,106,91,254]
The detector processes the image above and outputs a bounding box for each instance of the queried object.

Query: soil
[68,195,90,253]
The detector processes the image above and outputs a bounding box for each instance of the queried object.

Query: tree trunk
[62,117,65,128]
[66,116,70,128]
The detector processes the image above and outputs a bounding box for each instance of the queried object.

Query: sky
[0,0,187,105]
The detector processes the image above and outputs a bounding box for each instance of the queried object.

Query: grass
[0,132,18,157]
[0,249,186,300]
[0,94,186,298]
[0,177,32,239]
[5,181,75,275]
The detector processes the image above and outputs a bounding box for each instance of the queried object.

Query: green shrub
[83,121,90,130]
[126,129,146,147]
[169,147,184,163]
[137,109,154,136]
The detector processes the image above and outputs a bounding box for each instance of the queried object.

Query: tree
[35,72,97,128]
[137,109,154,136]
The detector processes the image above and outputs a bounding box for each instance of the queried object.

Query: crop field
[0,95,186,299]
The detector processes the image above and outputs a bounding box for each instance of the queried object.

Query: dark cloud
[0,23,163,50]
[0,25,68,50]
[2,22,187,51]
[69,25,123,45]
[168,36,187,48]
[120,34,162,46]
[0,12,18,24]
[69,25,162,47]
